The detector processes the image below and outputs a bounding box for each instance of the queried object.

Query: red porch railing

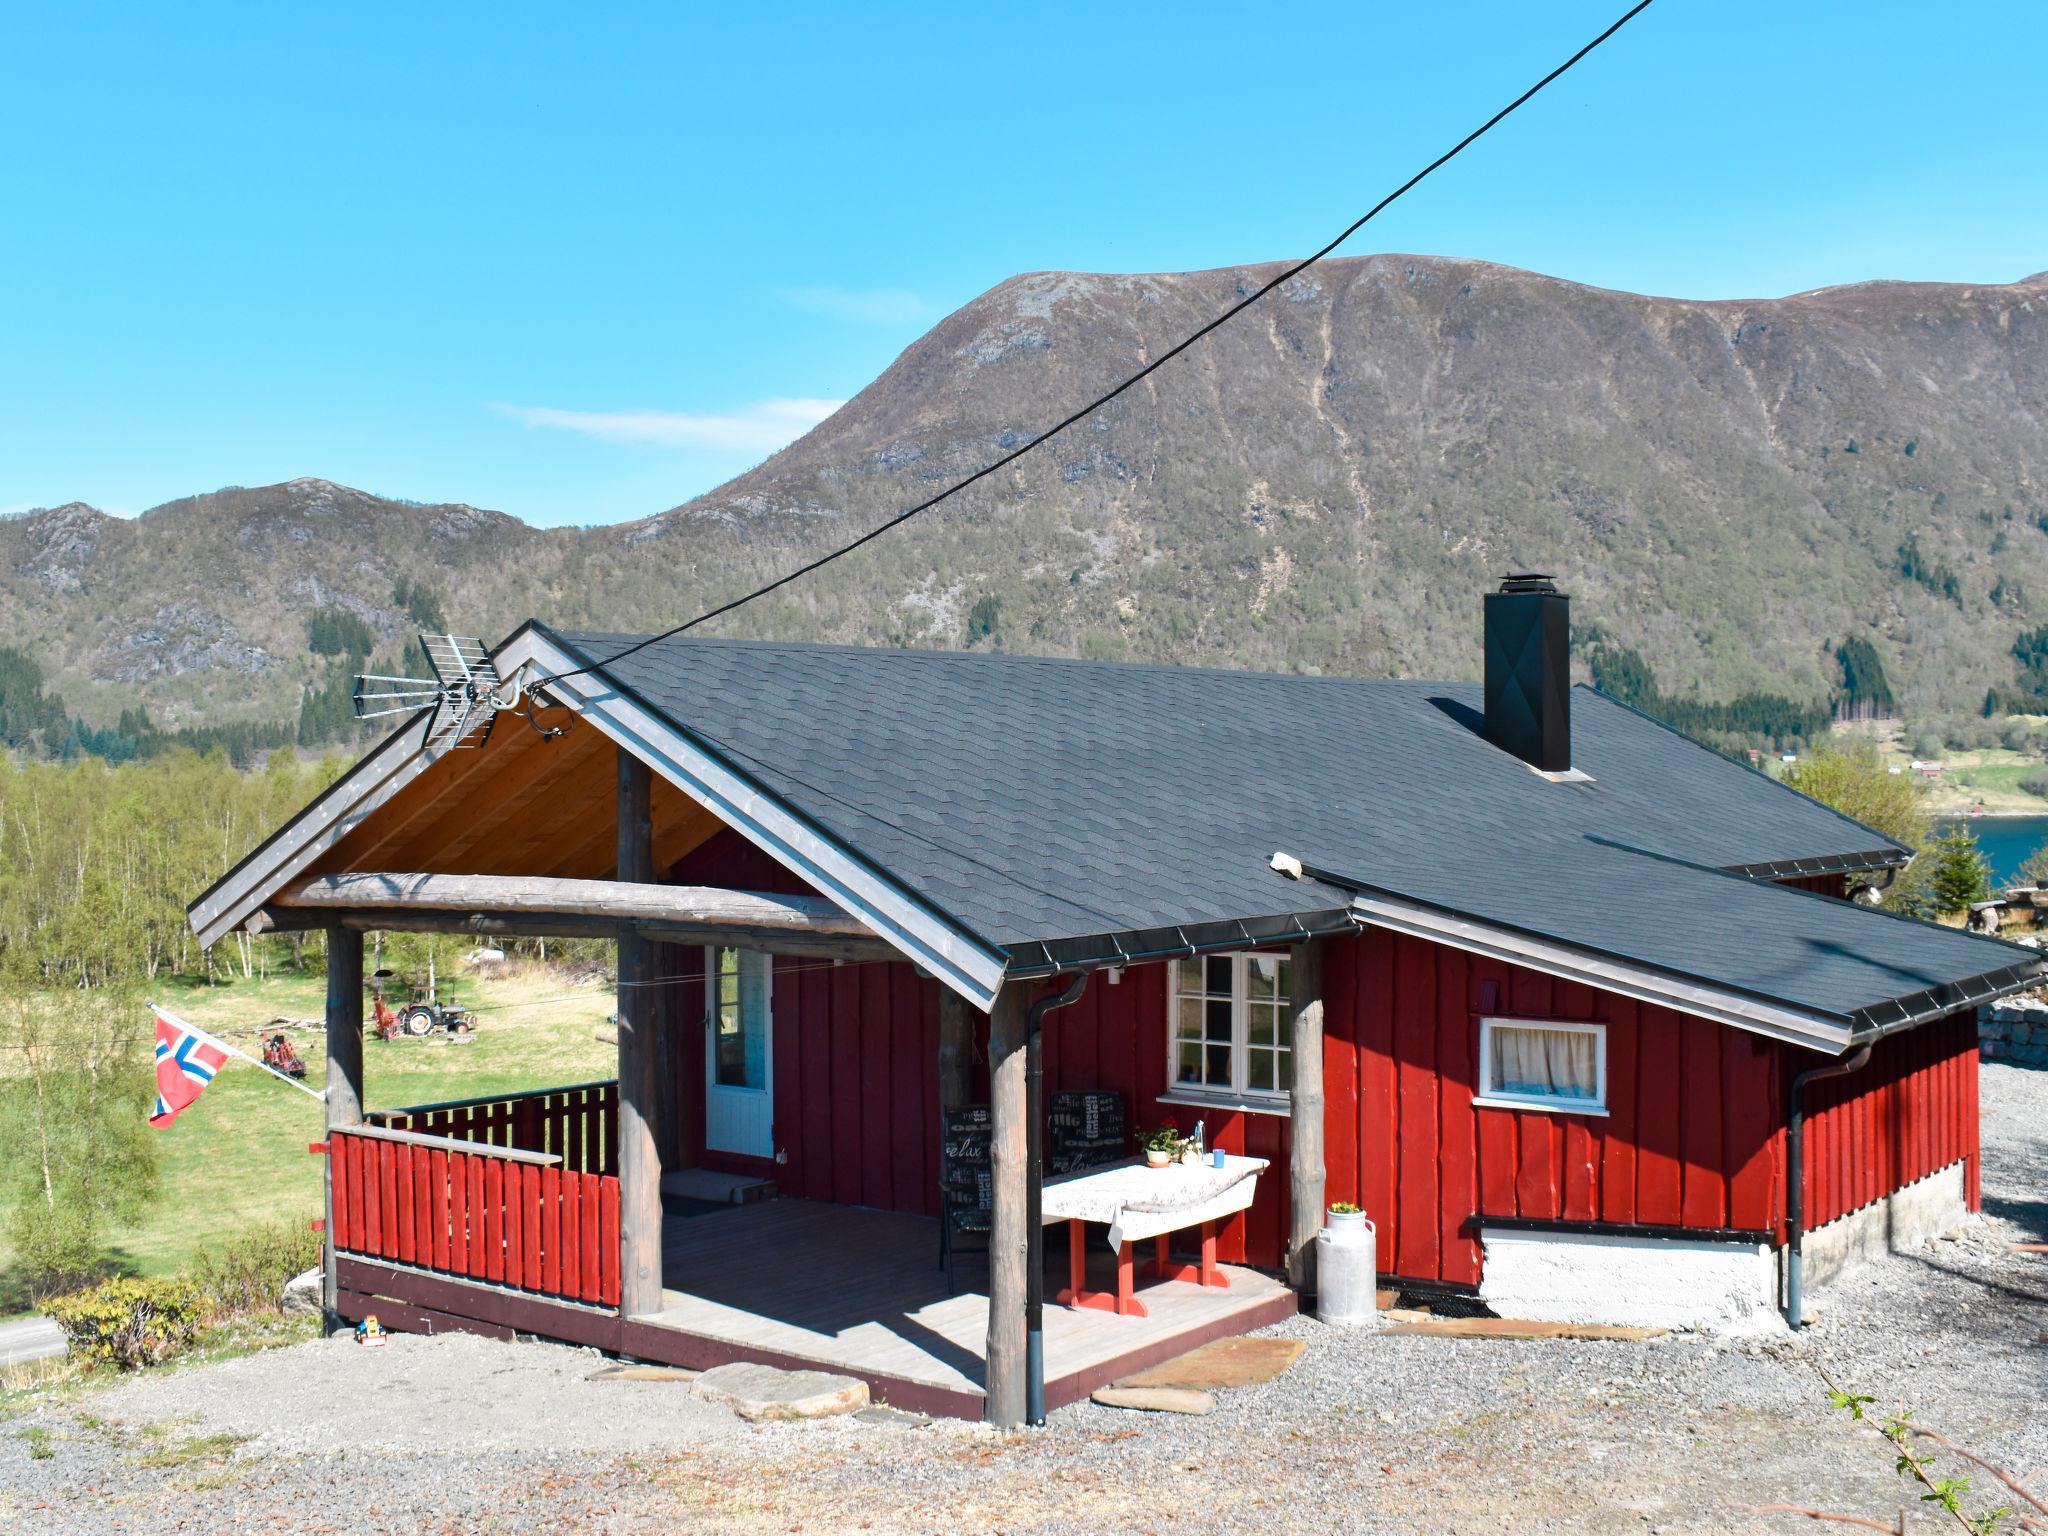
[339,1081,624,1306]
[365,1079,619,1175]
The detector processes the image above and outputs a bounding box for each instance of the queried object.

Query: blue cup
[1211,1147,1225,1168]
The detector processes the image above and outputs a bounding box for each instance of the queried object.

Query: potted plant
[1144,1121,1182,1169]
[1326,1200,1368,1233]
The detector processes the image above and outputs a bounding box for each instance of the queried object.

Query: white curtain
[1490,1025,1597,1101]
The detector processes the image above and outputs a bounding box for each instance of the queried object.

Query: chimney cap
[1496,572,1559,594]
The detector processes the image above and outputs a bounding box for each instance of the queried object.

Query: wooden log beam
[984,988,1028,1429]
[274,871,875,936]
[1287,936,1327,1294]
[251,905,900,961]
[323,925,365,1335]
[615,749,664,1317]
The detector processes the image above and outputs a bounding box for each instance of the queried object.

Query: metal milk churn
[1315,1207,1379,1325]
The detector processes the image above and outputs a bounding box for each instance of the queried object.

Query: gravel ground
[5,1063,2043,1535]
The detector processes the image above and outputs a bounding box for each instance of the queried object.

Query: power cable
[533,0,1656,689]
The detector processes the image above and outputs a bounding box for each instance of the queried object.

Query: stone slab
[1114,1335,1306,1391]
[1091,1385,1214,1415]
[660,1168,778,1205]
[691,1361,869,1421]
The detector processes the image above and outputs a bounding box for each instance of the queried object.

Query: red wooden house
[189,578,2042,1424]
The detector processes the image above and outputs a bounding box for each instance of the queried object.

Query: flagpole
[148,1003,327,1103]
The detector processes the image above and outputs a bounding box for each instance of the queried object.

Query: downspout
[1026,971,1090,1427]
[1784,1042,1872,1329]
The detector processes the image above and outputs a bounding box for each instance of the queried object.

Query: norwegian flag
[150,1009,230,1128]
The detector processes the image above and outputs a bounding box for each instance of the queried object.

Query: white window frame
[1161,951,1292,1116]
[1474,1016,1608,1117]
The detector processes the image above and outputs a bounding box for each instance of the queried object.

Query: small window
[1475,1018,1606,1115]
[1167,951,1291,1110]
[707,947,771,1090]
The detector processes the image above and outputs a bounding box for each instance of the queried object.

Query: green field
[1,962,616,1307]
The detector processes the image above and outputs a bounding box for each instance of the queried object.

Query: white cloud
[774,285,940,326]
[492,397,843,455]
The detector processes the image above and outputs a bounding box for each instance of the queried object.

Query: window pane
[714,951,770,1089]
[1205,1044,1231,1084]
[1177,997,1206,1041]
[1247,956,1277,1002]
[1247,1051,1274,1091]
[1488,1024,1599,1102]
[1205,998,1233,1041]
[1205,955,1233,995]
[1249,1005,1276,1047]
[1273,958,1292,1005]
[1176,1042,1204,1085]
[1277,1045,1293,1091]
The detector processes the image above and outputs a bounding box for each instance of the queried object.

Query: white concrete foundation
[1798,1160,1969,1292]
[1478,1227,1780,1335]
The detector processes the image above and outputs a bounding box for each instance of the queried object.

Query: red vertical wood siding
[1797,1009,1979,1230]
[658,828,1977,1282]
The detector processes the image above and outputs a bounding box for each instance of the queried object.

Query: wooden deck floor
[636,1199,1294,1416]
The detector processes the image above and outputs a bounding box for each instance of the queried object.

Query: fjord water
[1939,816,2048,886]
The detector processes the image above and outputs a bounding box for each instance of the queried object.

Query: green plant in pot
[1143,1121,1183,1168]
[1326,1200,1367,1232]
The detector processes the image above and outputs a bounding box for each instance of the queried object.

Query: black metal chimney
[1483,573,1572,773]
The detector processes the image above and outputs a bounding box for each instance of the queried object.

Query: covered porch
[188,630,1334,1424]
[330,1088,1292,1419]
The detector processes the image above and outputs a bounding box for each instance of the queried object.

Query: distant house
[1912,759,1944,779]
[189,578,2042,1424]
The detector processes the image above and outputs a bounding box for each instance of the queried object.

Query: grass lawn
[1,961,616,1304]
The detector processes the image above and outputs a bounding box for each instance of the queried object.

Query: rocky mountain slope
[5,254,2045,733]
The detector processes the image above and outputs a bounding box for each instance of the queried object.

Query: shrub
[46,1277,204,1370]
[193,1215,322,1319]
[2021,775,2048,799]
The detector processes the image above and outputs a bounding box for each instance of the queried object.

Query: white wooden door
[704,947,773,1158]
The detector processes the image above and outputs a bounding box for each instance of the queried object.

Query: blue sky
[4,1,2042,527]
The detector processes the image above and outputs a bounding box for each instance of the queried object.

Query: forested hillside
[4,256,2045,751]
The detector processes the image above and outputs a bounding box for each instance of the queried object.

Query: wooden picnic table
[1040,1153,1269,1318]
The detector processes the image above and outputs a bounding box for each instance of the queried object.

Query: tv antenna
[352,634,528,749]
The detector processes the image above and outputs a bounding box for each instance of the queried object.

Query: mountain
[5,255,2046,739]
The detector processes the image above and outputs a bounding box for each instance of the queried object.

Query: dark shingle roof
[549,627,2036,1025]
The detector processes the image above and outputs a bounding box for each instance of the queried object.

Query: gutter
[1002,909,1358,979]
[1783,1043,1873,1330]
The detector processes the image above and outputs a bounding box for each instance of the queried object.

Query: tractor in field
[369,968,479,1040]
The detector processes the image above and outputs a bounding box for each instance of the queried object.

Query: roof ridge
[550,625,1469,688]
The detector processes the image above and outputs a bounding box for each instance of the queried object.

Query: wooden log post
[983,987,1028,1428]
[323,924,365,1334]
[1287,936,1327,1295]
[937,990,974,1111]
[615,748,664,1316]
[652,939,687,1172]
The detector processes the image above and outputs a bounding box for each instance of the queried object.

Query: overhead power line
[540,0,1656,689]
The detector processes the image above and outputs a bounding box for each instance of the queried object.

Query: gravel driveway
[5,1063,2043,1535]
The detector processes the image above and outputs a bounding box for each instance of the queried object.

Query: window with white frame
[1475,1018,1607,1114]
[1168,951,1292,1108]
